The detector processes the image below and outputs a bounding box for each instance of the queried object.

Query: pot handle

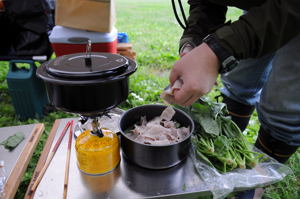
[85,39,92,66]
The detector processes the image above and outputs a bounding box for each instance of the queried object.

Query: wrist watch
[202,34,239,74]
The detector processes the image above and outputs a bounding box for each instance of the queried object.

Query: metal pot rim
[119,104,195,147]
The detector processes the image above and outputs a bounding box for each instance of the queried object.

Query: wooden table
[0,123,44,199]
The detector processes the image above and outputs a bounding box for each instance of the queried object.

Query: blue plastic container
[6,60,49,120]
[118,32,129,43]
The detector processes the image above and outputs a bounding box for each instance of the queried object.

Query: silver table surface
[0,124,37,180]
[33,118,210,199]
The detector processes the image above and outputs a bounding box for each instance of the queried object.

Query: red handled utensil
[63,120,74,199]
[29,121,72,195]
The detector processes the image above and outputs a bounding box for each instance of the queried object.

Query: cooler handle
[68,37,90,44]
[9,60,36,73]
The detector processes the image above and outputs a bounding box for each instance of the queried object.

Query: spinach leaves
[179,99,263,173]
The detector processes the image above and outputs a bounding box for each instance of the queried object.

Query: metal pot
[119,104,195,169]
[122,157,185,194]
[36,52,137,116]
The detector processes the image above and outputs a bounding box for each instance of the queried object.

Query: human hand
[169,43,220,106]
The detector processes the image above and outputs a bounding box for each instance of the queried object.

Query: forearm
[214,0,300,59]
[180,0,227,49]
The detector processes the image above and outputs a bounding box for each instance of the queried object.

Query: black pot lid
[46,53,129,79]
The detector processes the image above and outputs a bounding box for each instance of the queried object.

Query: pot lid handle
[85,40,92,66]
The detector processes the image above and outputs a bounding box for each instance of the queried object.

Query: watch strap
[203,34,239,73]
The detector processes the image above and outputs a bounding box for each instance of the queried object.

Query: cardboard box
[55,0,116,33]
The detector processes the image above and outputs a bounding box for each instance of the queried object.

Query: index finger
[173,83,193,105]
[169,67,181,86]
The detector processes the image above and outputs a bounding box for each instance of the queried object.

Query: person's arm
[179,0,227,51]
[170,0,300,106]
[214,0,300,59]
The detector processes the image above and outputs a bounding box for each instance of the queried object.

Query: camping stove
[74,110,122,175]
[74,110,122,138]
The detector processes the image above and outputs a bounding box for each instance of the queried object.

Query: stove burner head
[80,110,112,119]
[74,109,124,139]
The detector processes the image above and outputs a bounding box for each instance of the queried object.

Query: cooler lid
[49,26,118,44]
[46,53,129,79]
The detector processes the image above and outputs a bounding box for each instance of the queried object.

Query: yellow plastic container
[75,129,120,175]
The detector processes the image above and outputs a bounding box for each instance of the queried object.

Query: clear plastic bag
[0,160,6,199]
[190,145,292,199]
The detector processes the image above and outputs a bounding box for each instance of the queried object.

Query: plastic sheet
[190,143,292,199]
[0,160,6,198]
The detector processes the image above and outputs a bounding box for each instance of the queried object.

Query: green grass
[0,0,299,198]
[116,0,182,70]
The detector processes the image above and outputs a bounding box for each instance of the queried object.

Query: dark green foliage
[179,99,263,173]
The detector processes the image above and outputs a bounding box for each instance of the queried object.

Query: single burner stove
[74,109,124,138]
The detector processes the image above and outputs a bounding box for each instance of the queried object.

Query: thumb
[169,66,181,86]
[169,69,180,85]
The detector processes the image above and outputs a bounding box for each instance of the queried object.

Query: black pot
[119,104,194,169]
[36,53,137,116]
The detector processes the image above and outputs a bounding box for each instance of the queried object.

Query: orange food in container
[75,128,120,175]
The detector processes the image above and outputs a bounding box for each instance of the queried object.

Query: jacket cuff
[213,24,244,60]
[179,37,197,54]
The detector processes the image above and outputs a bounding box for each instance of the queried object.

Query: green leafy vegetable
[178,99,264,173]
[182,183,187,191]
[1,132,25,151]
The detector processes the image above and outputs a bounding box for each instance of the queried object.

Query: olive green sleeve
[179,0,227,50]
[214,0,300,59]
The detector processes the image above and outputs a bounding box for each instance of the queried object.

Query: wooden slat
[3,123,45,199]
[24,119,61,199]
[117,43,132,50]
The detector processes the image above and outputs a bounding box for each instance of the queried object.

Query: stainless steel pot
[122,157,185,194]
[119,104,194,169]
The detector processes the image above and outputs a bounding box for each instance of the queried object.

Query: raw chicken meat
[126,106,190,145]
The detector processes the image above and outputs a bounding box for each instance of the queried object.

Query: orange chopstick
[63,120,74,199]
[29,121,72,194]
